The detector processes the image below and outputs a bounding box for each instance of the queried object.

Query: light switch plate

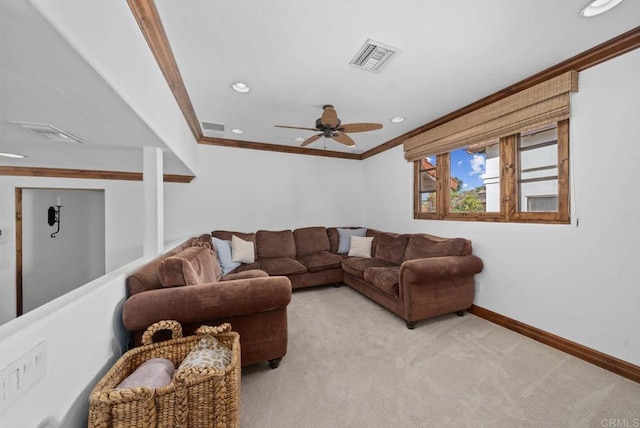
[0,341,47,414]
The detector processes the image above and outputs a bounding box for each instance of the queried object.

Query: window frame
[413,119,570,224]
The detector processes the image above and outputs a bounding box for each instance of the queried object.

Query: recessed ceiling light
[0,152,26,159]
[231,82,250,93]
[579,0,624,17]
[231,128,244,134]
[390,116,405,123]
[294,137,305,142]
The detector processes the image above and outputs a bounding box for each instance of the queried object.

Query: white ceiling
[1,0,639,171]
[155,0,640,153]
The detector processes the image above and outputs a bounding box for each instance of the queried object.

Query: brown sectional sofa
[214,226,483,328]
[121,226,483,368]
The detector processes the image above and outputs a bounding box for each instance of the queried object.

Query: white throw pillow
[231,235,255,263]
[348,236,373,258]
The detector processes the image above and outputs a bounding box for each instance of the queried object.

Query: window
[448,141,500,214]
[417,156,437,213]
[413,120,569,224]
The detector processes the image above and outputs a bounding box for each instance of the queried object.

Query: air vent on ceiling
[201,122,225,132]
[349,39,399,72]
[10,122,87,144]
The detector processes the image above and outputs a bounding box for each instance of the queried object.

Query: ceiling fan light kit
[275,105,383,148]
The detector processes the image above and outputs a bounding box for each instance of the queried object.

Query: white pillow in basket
[174,334,232,378]
[231,235,255,263]
[348,236,373,258]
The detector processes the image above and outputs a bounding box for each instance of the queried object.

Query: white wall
[361,49,640,365]
[0,239,185,428]
[22,189,105,313]
[164,145,364,241]
[0,176,144,325]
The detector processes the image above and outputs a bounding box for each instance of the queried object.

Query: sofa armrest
[122,276,292,331]
[399,255,484,285]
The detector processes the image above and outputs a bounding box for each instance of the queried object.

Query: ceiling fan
[275,105,383,148]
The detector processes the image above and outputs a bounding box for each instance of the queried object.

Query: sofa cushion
[212,230,257,259]
[221,269,269,281]
[257,230,297,259]
[342,257,396,279]
[297,251,343,272]
[159,246,218,287]
[366,229,382,258]
[260,257,308,275]
[375,233,410,265]
[294,227,330,256]
[404,234,467,261]
[212,238,241,275]
[363,266,400,296]
[336,228,367,253]
[227,262,262,275]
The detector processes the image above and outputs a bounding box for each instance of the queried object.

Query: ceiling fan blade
[332,132,356,147]
[321,106,339,128]
[301,134,322,147]
[339,123,383,133]
[275,125,319,131]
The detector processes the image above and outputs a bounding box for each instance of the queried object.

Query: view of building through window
[518,124,559,212]
[418,156,437,213]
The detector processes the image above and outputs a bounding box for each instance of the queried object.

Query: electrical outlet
[0,341,47,414]
[0,259,10,270]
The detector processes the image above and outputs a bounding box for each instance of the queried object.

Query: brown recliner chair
[122,236,291,368]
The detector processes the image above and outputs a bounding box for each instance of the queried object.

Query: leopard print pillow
[174,334,232,378]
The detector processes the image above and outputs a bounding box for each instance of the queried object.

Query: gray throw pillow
[212,237,241,275]
[336,228,367,253]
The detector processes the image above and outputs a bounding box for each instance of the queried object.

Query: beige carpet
[240,286,640,427]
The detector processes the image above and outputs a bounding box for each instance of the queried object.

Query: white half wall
[0,176,144,325]
[164,145,364,241]
[361,49,640,365]
[0,238,186,428]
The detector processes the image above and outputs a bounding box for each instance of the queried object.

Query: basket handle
[141,320,183,346]
[196,323,232,336]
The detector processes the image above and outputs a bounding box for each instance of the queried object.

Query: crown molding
[0,166,194,183]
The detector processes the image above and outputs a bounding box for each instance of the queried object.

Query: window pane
[449,142,500,213]
[527,195,558,212]
[419,157,437,213]
[518,124,558,212]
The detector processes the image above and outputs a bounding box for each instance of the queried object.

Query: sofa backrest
[126,234,214,296]
[375,232,411,265]
[158,245,220,287]
[403,233,472,261]
[126,240,191,296]
[256,230,296,259]
[293,226,330,256]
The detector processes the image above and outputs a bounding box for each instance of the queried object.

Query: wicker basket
[88,320,240,428]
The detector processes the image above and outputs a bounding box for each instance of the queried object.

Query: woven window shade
[403,71,578,161]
